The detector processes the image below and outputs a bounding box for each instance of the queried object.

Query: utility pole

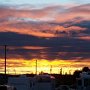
[50,65,52,74]
[36,59,37,75]
[5,45,7,75]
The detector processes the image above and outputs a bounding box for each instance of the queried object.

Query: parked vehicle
[8,74,55,90]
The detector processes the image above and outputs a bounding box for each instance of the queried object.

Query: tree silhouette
[82,67,90,72]
[73,70,81,78]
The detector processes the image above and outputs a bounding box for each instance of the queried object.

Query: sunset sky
[0,0,90,74]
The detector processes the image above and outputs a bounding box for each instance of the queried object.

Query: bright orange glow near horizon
[0,59,89,75]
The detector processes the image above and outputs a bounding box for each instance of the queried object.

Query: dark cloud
[0,31,90,60]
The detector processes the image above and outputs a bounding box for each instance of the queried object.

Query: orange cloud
[0,4,89,38]
[0,20,86,38]
[7,46,49,50]
[0,5,63,21]
[53,4,90,22]
[76,36,90,41]
[0,4,90,23]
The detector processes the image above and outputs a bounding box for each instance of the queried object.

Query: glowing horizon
[0,58,89,75]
